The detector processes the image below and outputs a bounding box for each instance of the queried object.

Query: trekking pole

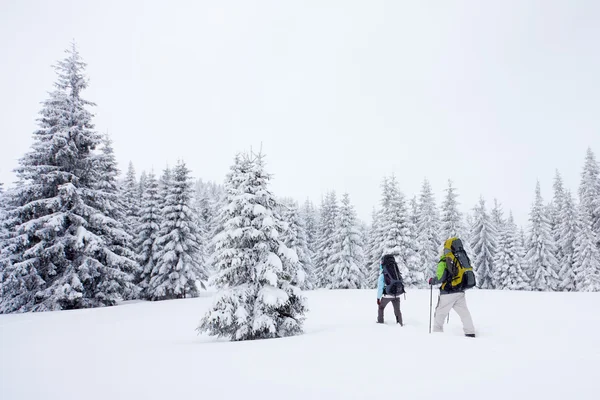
[428,283,433,334]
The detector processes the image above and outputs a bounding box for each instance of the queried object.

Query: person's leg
[433,293,457,332]
[453,292,475,335]
[377,298,391,323]
[391,298,403,325]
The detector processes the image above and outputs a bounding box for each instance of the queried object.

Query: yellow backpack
[441,237,476,291]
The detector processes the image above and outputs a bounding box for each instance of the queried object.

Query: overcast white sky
[1,0,599,226]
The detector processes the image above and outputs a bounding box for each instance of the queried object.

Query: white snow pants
[433,292,475,335]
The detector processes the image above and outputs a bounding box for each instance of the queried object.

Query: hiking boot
[465,334,476,338]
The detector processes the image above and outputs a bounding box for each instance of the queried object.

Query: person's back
[376,254,404,325]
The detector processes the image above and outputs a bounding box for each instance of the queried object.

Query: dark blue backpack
[382,255,405,296]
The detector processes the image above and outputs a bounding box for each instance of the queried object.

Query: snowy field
[1,289,598,400]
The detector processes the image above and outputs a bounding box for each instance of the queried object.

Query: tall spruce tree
[551,171,566,285]
[326,193,365,289]
[198,152,307,341]
[557,191,578,291]
[579,148,600,248]
[92,134,139,299]
[417,179,441,277]
[380,176,416,285]
[441,180,465,240]
[148,160,207,300]
[135,171,161,297]
[573,202,600,291]
[300,199,319,265]
[0,44,136,313]
[121,161,140,238]
[526,182,559,291]
[139,171,147,203]
[281,200,314,290]
[495,212,529,290]
[365,208,384,289]
[315,191,338,288]
[471,197,497,289]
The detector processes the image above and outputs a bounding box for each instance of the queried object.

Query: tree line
[1,44,599,317]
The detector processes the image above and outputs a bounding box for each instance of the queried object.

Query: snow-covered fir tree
[148,160,207,300]
[491,199,506,233]
[408,195,423,281]
[326,193,365,289]
[573,202,600,291]
[526,182,559,291]
[139,171,147,203]
[416,179,441,278]
[441,180,465,241]
[300,199,319,264]
[281,200,314,290]
[120,161,140,238]
[135,171,161,297]
[92,134,139,299]
[550,171,566,278]
[471,197,497,289]
[440,180,474,260]
[557,190,578,291]
[315,191,338,288]
[495,212,530,290]
[158,165,172,211]
[194,179,225,270]
[364,208,384,289]
[198,152,307,341]
[579,148,600,247]
[0,44,136,313]
[380,176,417,285]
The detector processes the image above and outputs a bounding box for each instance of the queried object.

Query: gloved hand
[377,299,381,306]
[428,278,434,285]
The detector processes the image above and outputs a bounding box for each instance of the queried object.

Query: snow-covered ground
[1,289,598,400]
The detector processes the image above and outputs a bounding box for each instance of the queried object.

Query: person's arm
[429,258,447,284]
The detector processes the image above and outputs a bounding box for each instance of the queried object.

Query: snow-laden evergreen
[557,191,578,291]
[315,191,338,288]
[92,134,139,299]
[495,212,530,290]
[120,161,140,238]
[135,171,161,297]
[300,199,319,266]
[416,179,440,277]
[281,200,314,290]
[471,197,497,289]
[379,176,417,285]
[364,208,384,289]
[0,44,136,313]
[441,180,465,241]
[550,171,566,281]
[326,194,365,289]
[139,171,147,204]
[198,152,307,341]
[491,199,506,234]
[526,182,560,291]
[158,165,172,212]
[573,202,600,291]
[194,179,225,273]
[440,180,474,261]
[579,148,600,247]
[148,160,207,300]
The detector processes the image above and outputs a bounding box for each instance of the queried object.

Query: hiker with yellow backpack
[428,237,476,337]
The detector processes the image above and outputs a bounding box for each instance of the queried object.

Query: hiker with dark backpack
[428,237,476,337]
[377,254,405,325]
